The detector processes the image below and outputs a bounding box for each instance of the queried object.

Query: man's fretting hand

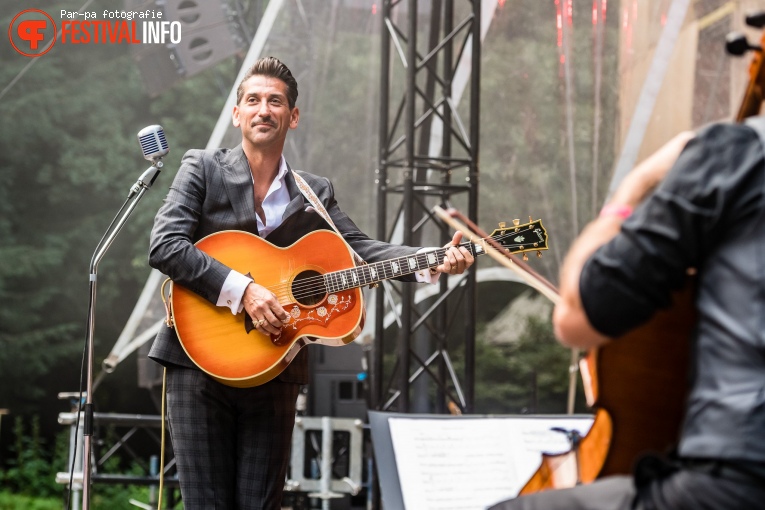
[435,231,475,275]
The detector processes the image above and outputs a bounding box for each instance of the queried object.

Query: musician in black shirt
[489,122,765,509]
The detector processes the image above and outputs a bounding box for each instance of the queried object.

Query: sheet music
[388,416,593,510]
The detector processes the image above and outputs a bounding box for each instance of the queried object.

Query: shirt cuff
[216,270,253,314]
[415,247,441,284]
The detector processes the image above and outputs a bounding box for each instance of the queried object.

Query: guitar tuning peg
[745,11,765,29]
[529,215,533,223]
[523,253,529,262]
[726,32,762,56]
[498,221,506,228]
[513,219,520,226]
[537,251,542,258]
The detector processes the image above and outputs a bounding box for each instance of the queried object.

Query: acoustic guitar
[170,220,548,388]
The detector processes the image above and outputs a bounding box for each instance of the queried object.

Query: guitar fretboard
[324,242,485,293]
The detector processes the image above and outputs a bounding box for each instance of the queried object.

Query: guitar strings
[261,229,538,302]
[268,229,534,301]
[283,229,535,301]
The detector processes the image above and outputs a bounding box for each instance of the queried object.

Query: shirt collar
[248,155,289,189]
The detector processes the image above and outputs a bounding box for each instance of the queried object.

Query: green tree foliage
[0,492,62,510]
[0,0,227,458]
[1,416,60,497]
[447,314,585,416]
[472,316,585,415]
[0,415,173,509]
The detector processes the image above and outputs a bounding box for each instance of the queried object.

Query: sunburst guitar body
[170,221,548,387]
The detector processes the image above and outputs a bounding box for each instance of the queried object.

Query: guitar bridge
[244,314,256,334]
[243,314,290,346]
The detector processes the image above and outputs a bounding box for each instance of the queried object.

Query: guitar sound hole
[292,270,327,306]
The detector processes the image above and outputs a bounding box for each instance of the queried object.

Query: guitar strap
[291,170,365,266]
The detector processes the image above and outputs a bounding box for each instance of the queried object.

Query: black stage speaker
[124,0,247,96]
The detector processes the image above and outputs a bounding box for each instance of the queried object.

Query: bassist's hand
[436,231,474,275]
[243,282,289,335]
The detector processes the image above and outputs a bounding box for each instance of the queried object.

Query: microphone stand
[80,159,164,510]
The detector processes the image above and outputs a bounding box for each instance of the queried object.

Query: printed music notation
[388,416,593,510]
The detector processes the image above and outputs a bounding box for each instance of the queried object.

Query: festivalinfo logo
[9,8,182,57]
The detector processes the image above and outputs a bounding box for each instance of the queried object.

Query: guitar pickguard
[244,291,357,346]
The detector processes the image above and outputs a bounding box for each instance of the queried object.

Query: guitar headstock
[487,218,548,261]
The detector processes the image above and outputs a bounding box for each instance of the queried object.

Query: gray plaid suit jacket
[148,144,419,384]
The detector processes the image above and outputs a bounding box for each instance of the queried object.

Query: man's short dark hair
[236,56,298,109]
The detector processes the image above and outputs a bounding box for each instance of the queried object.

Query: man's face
[233,75,299,150]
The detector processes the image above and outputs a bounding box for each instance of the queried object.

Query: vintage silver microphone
[138,125,170,162]
[129,125,170,198]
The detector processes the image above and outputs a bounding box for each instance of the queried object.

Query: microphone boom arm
[79,135,167,510]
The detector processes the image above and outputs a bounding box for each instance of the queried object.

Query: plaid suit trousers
[165,366,300,509]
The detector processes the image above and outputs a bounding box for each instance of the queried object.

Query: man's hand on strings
[243,282,289,335]
[435,232,475,275]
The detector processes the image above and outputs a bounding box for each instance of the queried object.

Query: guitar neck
[323,219,548,294]
[324,241,485,293]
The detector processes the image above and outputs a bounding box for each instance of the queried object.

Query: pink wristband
[599,204,633,219]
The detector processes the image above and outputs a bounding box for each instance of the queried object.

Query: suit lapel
[221,145,259,235]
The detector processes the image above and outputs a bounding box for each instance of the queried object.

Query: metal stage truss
[371,0,482,416]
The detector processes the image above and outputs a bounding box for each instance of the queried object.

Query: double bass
[520,12,765,494]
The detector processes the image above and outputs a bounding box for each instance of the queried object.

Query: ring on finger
[256,318,266,327]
